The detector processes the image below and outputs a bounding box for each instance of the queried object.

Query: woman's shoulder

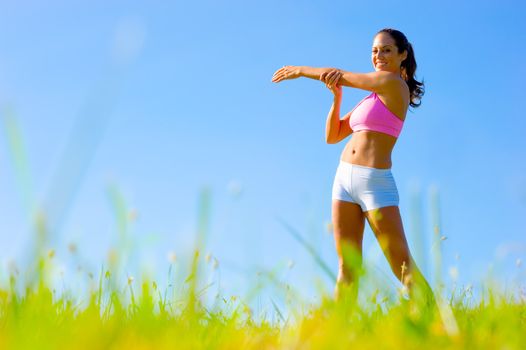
[375,76,410,117]
[382,74,409,99]
[380,72,408,90]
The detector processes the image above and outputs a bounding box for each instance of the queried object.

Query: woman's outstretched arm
[298,66,334,80]
[271,65,334,83]
[272,65,401,94]
[323,69,401,93]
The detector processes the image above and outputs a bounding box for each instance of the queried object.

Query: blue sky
[0,0,525,308]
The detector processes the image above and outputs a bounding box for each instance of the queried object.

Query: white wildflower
[167,251,177,263]
[287,260,295,269]
[449,266,459,281]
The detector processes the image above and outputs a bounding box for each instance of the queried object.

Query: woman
[271,28,436,307]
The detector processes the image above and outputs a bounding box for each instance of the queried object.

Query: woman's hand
[321,69,343,96]
[271,65,301,83]
[327,82,342,97]
[320,69,342,87]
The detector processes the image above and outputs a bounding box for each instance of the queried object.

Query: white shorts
[332,161,399,212]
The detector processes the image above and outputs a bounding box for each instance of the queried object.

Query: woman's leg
[364,205,436,308]
[332,199,366,302]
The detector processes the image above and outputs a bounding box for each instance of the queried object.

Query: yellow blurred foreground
[0,271,524,350]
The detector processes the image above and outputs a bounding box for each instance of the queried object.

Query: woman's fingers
[321,71,331,82]
[271,69,282,82]
[271,66,292,83]
[271,67,284,82]
[321,69,342,87]
[272,73,286,83]
[326,71,342,88]
[272,72,283,82]
[330,71,342,84]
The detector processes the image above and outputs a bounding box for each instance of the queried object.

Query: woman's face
[371,32,407,74]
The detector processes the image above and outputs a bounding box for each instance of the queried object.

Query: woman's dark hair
[377,28,424,108]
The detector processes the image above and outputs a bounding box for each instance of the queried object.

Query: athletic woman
[271,28,436,306]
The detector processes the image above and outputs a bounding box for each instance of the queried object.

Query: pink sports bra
[348,92,405,138]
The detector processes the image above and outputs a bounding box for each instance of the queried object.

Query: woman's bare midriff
[340,130,397,169]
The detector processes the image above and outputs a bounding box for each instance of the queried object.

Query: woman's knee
[339,240,363,264]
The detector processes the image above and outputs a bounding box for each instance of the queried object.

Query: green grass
[0,195,525,350]
[1,258,525,349]
[1,203,525,350]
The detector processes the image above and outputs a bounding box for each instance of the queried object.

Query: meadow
[0,192,525,350]
[1,112,525,349]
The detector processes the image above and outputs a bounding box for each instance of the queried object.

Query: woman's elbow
[325,136,338,144]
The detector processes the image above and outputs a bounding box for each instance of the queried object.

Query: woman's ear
[401,50,408,62]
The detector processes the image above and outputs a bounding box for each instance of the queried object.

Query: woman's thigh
[332,199,366,261]
[365,205,412,277]
[364,205,408,248]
